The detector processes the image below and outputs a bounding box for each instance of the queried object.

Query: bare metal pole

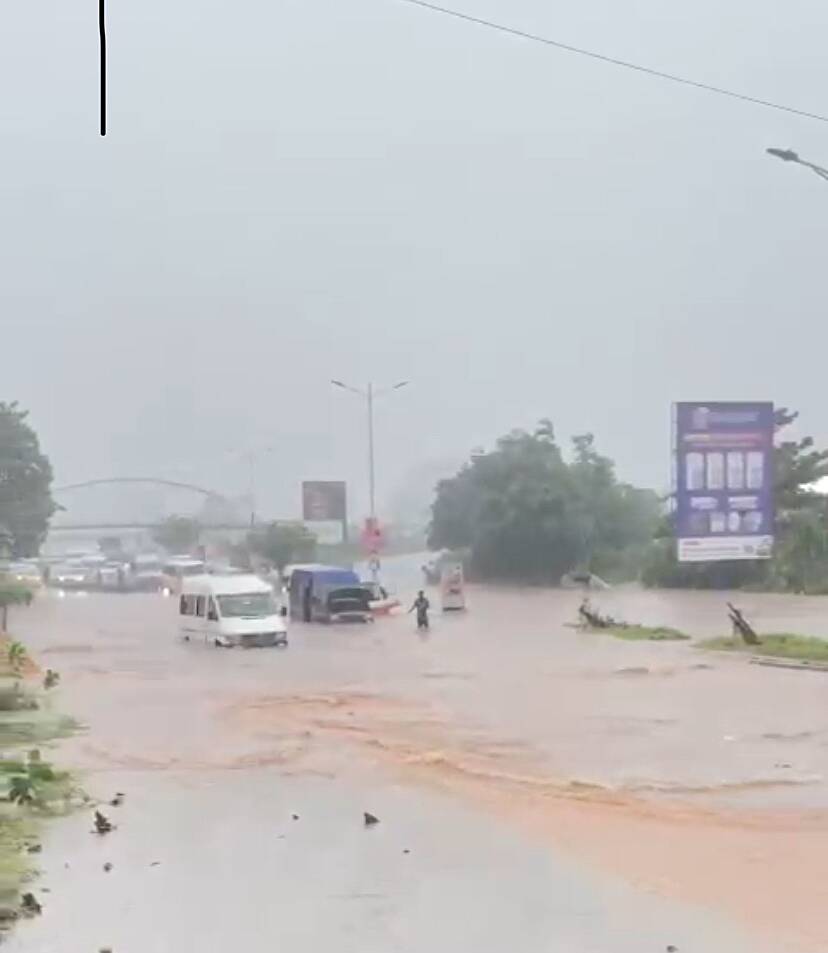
[330,379,409,582]
[367,383,376,521]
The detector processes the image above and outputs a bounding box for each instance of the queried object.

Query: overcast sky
[2,0,828,523]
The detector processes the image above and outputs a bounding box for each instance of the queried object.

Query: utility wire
[392,0,828,124]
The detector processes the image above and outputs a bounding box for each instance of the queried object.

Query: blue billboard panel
[674,402,774,562]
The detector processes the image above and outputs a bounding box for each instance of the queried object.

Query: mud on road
[7,581,828,952]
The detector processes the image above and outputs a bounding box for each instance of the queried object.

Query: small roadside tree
[0,580,33,633]
[152,516,201,554]
[247,522,317,571]
[0,403,56,556]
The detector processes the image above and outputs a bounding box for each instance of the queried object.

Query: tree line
[429,411,828,592]
[5,399,828,593]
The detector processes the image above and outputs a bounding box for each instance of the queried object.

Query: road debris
[26,843,42,854]
[110,792,125,807]
[363,812,380,827]
[103,862,113,873]
[728,603,760,645]
[43,669,60,690]
[20,893,41,917]
[93,811,114,835]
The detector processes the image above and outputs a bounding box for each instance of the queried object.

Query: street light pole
[367,382,375,520]
[331,379,409,576]
[767,147,828,182]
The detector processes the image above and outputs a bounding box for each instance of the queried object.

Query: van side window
[195,595,206,617]
[207,597,218,621]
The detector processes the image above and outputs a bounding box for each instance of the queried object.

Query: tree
[246,522,317,571]
[152,516,201,554]
[0,403,56,557]
[0,580,33,633]
[98,536,124,559]
[429,421,656,583]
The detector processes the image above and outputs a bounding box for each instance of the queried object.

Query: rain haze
[5,5,828,952]
[3,0,828,519]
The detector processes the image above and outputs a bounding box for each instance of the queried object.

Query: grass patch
[701,633,828,662]
[0,811,35,917]
[0,651,80,930]
[579,623,690,641]
[605,625,690,642]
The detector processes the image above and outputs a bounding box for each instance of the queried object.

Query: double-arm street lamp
[330,380,410,528]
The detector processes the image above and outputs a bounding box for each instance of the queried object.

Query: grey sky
[3,0,828,523]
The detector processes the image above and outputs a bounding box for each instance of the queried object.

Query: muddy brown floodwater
[7,567,828,952]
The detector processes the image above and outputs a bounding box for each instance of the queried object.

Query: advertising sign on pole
[302,481,347,544]
[674,402,774,562]
[360,517,384,554]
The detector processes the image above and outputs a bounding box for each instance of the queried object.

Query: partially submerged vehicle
[128,554,165,592]
[179,574,287,648]
[162,556,206,595]
[7,561,43,590]
[440,563,467,612]
[50,561,90,590]
[288,565,373,624]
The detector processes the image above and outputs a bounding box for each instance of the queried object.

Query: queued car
[7,561,43,589]
[50,562,89,589]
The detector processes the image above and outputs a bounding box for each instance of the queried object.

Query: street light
[767,147,828,182]
[234,446,276,527]
[330,378,409,530]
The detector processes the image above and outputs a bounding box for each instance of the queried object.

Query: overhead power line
[391,0,828,124]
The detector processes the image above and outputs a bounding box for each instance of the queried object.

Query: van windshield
[217,593,276,618]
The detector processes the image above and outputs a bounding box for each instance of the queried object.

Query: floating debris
[103,862,113,873]
[110,793,125,807]
[26,843,42,854]
[363,812,380,827]
[291,813,300,821]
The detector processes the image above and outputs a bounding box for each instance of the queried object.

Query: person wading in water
[409,590,430,631]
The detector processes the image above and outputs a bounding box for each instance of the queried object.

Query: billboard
[674,402,774,562]
[302,481,347,544]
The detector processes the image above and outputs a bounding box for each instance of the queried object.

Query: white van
[178,575,288,648]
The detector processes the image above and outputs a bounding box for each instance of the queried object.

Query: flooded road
[7,570,828,951]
